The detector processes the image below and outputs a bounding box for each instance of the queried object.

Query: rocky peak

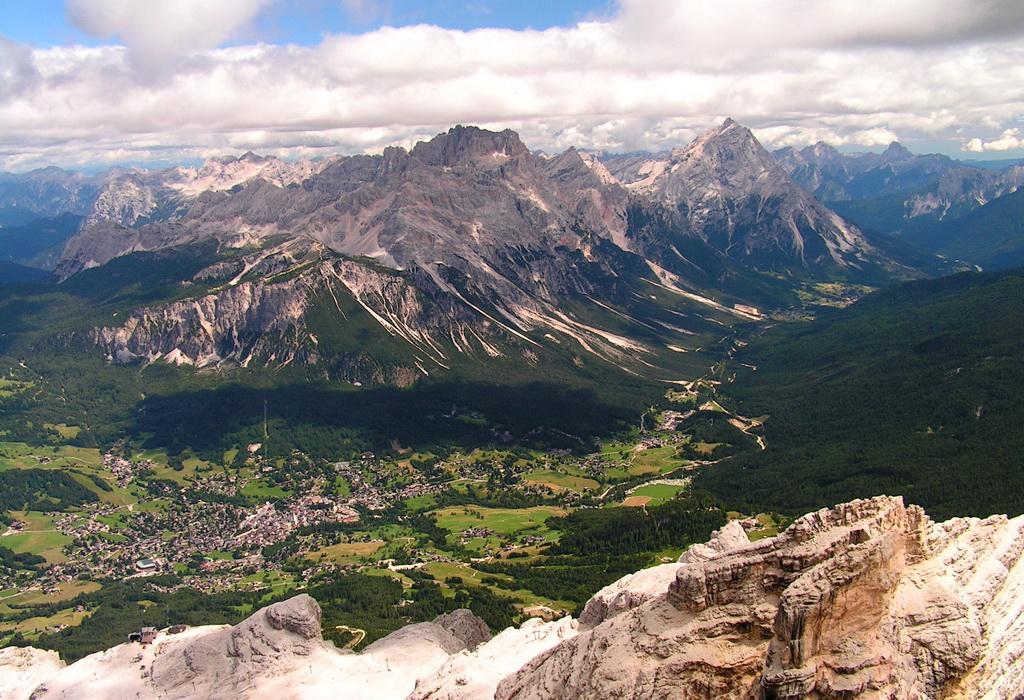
[411,125,530,168]
[542,146,617,187]
[772,145,800,163]
[667,117,784,192]
[497,495,1024,699]
[627,117,888,273]
[432,609,493,650]
[572,149,621,186]
[882,141,914,162]
[237,150,267,164]
[263,593,322,639]
[805,141,844,161]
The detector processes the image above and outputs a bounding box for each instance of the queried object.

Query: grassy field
[133,499,170,513]
[0,580,100,615]
[239,570,297,599]
[142,458,201,486]
[625,482,687,505]
[422,561,575,611]
[403,494,437,512]
[599,440,634,459]
[67,472,138,507]
[0,607,90,638]
[239,479,291,500]
[203,550,235,560]
[748,513,782,541]
[0,442,137,505]
[2,511,72,563]
[310,540,384,563]
[0,443,103,472]
[42,423,81,439]
[628,446,688,476]
[0,378,30,399]
[95,513,128,530]
[430,505,566,555]
[522,470,600,492]
[688,441,721,456]
[430,506,566,536]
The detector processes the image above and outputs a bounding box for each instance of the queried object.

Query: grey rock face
[496,496,1024,700]
[89,241,518,383]
[904,164,1024,219]
[149,594,326,698]
[0,167,108,220]
[633,119,888,273]
[775,140,1024,223]
[433,609,492,650]
[67,127,659,377]
[360,614,487,663]
[264,594,322,639]
[59,122,893,286]
[54,122,919,381]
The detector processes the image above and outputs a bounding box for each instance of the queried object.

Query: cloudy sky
[2,0,1024,171]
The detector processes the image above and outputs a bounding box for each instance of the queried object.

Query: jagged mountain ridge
[497,496,1024,699]
[617,119,894,274]
[82,152,334,230]
[88,240,519,385]
[0,167,108,225]
[60,130,669,378]
[49,124,789,381]
[4,496,1023,699]
[772,141,962,203]
[6,121,931,383]
[773,139,1024,231]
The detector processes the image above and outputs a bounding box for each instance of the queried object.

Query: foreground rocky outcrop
[11,596,504,700]
[4,496,1023,699]
[0,647,64,699]
[497,496,1024,699]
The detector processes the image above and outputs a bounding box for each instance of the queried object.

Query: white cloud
[0,37,39,101]
[66,0,272,75]
[1,0,1024,170]
[963,128,1024,152]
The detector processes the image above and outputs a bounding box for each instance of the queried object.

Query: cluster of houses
[332,460,448,511]
[7,439,694,603]
[458,526,495,543]
[232,495,360,550]
[102,453,156,487]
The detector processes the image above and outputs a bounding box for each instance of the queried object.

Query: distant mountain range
[1,119,1020,385]
[603,135,1024,271]
[770,140,1024,268]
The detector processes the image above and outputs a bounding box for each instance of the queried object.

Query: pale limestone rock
[497,496,1024,700]
[10,498,1024,700]
[23,599,491,700]
[409,617,578,700]
[578,520,752,630]
[0,646,64,700]
[678,519,750,565]
[578,562,682,629]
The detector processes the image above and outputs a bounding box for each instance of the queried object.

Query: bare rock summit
[497,496,1024,699]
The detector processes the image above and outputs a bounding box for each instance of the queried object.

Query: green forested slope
[697,269,1024,520]
[903,188,1024,270]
